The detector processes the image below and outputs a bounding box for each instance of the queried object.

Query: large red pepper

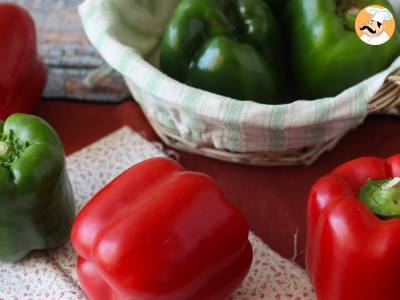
[71,157,252,300]
[307,154,400,300]
[0,4,46,119]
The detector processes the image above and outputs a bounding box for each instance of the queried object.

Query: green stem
[360,177,400,218]
[0,131,29,169]
[0,141,10,158]
[336,2,361,31]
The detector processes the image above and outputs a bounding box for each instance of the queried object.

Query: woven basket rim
[125,53,400,118]
[134,72,400,166]
[134,54,400,133]
[140,95,400,167]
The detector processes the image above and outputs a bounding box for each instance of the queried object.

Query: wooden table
[36,99,400,267]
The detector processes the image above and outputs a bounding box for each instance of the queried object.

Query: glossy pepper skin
[160,0,283,104]
[285,0,400,99]
[307,154,400,300]
[71,157,252,300]
[0,114,75,262]
[0,4,47,119]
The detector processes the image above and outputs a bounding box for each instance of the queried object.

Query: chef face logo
[355,5,395,45]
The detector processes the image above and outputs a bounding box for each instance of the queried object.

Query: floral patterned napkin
[0,127,315,299]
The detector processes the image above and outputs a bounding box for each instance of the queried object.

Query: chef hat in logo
[366,7,393,24]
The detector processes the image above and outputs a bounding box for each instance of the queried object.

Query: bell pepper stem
[342,9,358,31]
[337,4,360,31]
[0,141,9,158]
[0,131,29,168]
[360,177,400,218]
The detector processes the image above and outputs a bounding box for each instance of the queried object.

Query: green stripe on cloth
[116,49,133,74]
[93,29,109,51]
[145,72,174,128]
[269,105,287,150]
[311,100,330,145]
[179,89,204,143]
[146,71,163,93]
[223,100,243,151]
[181,89,202,112]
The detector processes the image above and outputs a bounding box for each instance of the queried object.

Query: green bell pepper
[285,0,400,99]
[160,0,283,104]
[0,113,75,262]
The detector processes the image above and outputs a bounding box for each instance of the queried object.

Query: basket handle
[368,68,400,113]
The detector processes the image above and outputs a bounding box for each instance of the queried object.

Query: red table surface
[35,99,400,267]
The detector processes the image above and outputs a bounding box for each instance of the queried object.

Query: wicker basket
[135,70,400,166]
[79,0,400,167]
[83,66,400,166]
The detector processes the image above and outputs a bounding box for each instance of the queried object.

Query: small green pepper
[0,113,75,262]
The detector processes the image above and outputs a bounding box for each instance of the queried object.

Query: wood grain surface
[8,0,129,102]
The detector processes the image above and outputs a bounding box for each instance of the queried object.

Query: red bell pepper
[0,4,46,119]
[71,157,252,300]
[307,154,400,300]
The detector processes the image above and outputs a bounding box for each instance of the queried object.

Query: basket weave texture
[79,0,400,166]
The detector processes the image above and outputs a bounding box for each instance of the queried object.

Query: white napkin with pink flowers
[0,127,315,300]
